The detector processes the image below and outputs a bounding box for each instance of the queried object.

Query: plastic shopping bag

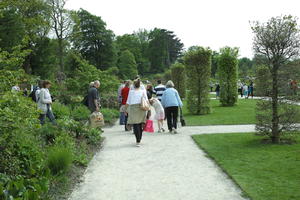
[143,120,154,133]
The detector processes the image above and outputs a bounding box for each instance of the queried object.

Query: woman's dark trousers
[133,123,143,143]
[165,106,178,131]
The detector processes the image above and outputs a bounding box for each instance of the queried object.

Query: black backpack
[29,86,39,102]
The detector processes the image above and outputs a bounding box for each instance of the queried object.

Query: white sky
[65,0,300,58]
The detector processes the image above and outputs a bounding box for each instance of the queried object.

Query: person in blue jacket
[161,80,183,134]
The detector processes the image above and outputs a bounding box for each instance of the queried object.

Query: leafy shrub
[73,141,89,166]
[101,108,119,124]
[0,92,48,199]
[46,146,73,175]
[71,105,90,121]
[217,47,238,106]
[171,62,186,98]
[51,102,71,119]
[84,128,102,145]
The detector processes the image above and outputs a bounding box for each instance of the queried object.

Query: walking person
[243,84,249,99]
[121,80,131,131]
[154,80,166,101]
[150,98,165,133]
[161,80,183,134]
[126,79,148,147]
[87,81,101,113]
[215,84,220,99]
[249,81,254,98]
[38,80,56,125]
[118,81,126,104]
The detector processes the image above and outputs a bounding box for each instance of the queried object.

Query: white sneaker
[158,129,162,133]
[173,129,178,134]
[161,128,165,132]
[136,143,141,147]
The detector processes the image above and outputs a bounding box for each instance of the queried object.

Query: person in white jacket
[38,80,56,125]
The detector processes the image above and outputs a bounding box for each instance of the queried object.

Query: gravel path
[69,122,255,200]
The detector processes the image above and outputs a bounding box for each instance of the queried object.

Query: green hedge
[217,47,238,106]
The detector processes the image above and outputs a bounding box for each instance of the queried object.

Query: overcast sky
[65,0,300,58]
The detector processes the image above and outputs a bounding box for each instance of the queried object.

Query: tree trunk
[271,68,280,143]
[23,53,32,74]
[58,38,64,72]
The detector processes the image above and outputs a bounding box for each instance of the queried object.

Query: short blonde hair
[89,82,94,87]
[166,80,174,88]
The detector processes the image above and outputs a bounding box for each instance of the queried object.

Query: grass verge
[183,99,257,126]
[192,133,300,200]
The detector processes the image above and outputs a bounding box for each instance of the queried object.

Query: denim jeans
[39,105,56,125]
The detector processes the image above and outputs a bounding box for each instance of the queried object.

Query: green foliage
[211,51,219,78]
[84,128,102,145]
[0,69,34,93]
[0,92,48,200]
[148,28,184,73]
[163,70,172,82]
[51,102,71,119]
[256,100,300,140]
[238,57,254,79]
[46,146,73,175]
[115,33,150,75]
[251,15,300,143]
[71,8,116,70]
[255,65,271,96]
[0,42,31,71]
[184,46,211,115]
[101,108,119,124]
[71,105,90,121]
[65,52,119,97]
[170,63,186,98]
[217,47,239,106]
[117,50,138,80]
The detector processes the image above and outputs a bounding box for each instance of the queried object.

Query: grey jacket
[37,88,52,114]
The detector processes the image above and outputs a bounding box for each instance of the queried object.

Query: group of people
[212,81,254,99]
[238,81,254,98]
[118,78,183,147]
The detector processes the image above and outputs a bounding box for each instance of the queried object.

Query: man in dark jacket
[88,80,101,112]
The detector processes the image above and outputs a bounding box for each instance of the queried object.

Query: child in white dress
[150,98,165,132]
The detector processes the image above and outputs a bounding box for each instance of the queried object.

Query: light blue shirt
[161,88,183,108]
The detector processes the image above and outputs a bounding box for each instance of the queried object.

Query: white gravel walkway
[69,121,255,200]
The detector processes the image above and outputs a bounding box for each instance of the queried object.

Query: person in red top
[120,81,131,131]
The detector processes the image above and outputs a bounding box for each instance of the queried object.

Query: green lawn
[192,133,300,200]
[183,99,257,126]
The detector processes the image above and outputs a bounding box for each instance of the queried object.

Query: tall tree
[147,28,183,73]
[252,15,300,143]
[211,51,219,78]
[217,47,239,106]
[238,57,254,79]
[115,34,150,75]
[1,0,50,74]
[71,9,116,70]
[47,0,72,77]
[117,50,138,80]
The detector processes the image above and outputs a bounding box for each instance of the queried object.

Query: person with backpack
[87,81,101,113]
[29,80,43,103]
